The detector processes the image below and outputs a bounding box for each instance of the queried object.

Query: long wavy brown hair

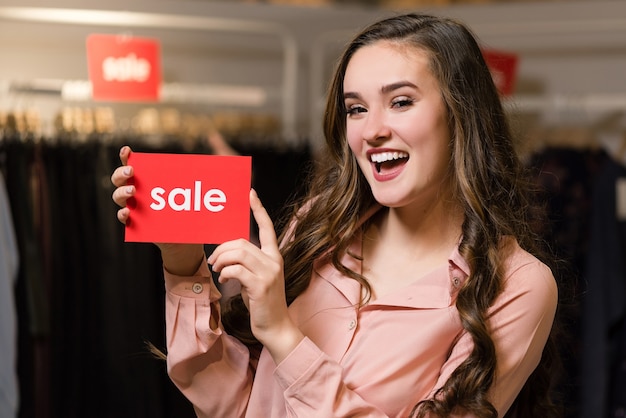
[223,12,563,418]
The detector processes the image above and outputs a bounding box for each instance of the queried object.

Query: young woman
[111,13,560,418]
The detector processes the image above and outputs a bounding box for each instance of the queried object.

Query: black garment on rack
[2,136,52,418]
[581,156,626,418]
[527,146,610,418]
[2,137,194,418]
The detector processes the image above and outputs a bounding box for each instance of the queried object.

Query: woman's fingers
[208,190,280,268]
[110,164,133,187]
[111,146,133,187]
[119,145,132,165]
[116,207,130,224]
[111,183,135,206]
[111,146,135,225]
[209,240,259,274]
[249,189,280,257]
[208,190,283,289]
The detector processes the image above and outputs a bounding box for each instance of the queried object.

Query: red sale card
[124,152,252,244]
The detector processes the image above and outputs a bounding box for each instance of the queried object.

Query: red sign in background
[124,153,252,244]
[482,48,519,96]
[86,34,161,102]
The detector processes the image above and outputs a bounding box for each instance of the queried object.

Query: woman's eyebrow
[343,81,417,100]
[343,91,361,100]
[381,81,417,94]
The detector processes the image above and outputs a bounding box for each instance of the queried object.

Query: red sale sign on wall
[482,48,519,96]
[124,153,252,244]
[86,34,161,102]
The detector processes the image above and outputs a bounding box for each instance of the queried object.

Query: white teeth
[370,151,408,163]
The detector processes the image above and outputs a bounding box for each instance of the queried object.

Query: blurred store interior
[1,0,625,417]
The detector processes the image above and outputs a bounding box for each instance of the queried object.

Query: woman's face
[344,41,453,211]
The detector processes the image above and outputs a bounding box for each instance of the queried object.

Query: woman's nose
[362,108,391,142]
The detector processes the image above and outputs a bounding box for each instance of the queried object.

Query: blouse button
[192,282,204,294]
[348,320,356,330]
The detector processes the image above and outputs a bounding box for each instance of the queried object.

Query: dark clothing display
[0,134,311,418]
[580,157,626,418]
[529,146,626,418]
[528,147,610,418]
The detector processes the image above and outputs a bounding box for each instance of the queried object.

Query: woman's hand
[208,189,304,364]
[110,146,204,276]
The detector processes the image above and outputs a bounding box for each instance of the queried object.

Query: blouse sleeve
[164,261,255,418]
[432,254,558,416]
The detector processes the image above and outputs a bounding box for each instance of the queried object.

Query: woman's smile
[368,148,409,179]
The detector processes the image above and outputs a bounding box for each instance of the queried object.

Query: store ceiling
[194,0,572,8]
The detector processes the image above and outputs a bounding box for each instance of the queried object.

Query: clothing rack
[0,104,290,150]
[507,94,626,161]
[2,78,272,107]
[504,93,626,116]
[0,6,299,141]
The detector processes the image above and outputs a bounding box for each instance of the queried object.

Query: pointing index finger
[249,189,279,255]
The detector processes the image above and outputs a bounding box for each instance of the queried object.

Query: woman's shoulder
[481,237,559,326]
[499,237,557,300]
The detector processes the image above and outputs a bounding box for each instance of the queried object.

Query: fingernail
[126,186,134,194]
[123,167,131,176]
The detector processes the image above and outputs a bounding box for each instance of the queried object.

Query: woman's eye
[346,105,367,116]
[391,98,414,108]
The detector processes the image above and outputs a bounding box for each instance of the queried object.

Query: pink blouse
[163,231,557,417]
